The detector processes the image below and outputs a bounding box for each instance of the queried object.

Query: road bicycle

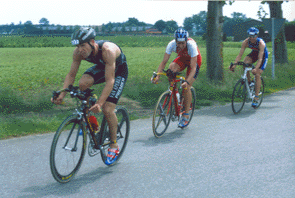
[230,62,265,114]
[151,69,196,138]
[50,85,130,183]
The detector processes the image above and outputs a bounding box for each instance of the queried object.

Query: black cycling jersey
[83,40,128,104]
[85,40,126,68]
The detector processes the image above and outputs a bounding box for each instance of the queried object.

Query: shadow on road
[133,127,185,147]
[196,102,257,120]
[195,90,285,120]
[19,166,113,198]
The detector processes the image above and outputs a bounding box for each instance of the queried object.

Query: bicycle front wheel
[50,115,87,183]
[152,90,173,138]
[232,79,247,114]
[100,107,130,166]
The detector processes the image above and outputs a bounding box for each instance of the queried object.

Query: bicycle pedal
[88,141,100,157]
[88,148,100,157]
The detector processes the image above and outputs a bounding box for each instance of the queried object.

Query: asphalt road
[1,88,295,198]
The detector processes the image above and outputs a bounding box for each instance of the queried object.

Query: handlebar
[230,62,254,69]
[52,85,97,106]
[151,69,186,84]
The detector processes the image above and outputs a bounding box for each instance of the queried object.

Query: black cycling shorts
[247,50,268,70]
[84,54,128,104]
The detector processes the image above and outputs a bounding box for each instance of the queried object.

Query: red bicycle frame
[162,78,183,119]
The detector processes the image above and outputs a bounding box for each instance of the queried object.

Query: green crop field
[0,35,295,139]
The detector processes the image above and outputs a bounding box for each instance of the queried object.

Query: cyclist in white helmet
[230,27,268,107]
[152,28,202,128]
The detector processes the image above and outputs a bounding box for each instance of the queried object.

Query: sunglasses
[249,35,257,38]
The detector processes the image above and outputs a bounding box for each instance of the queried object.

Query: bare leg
[79,74,95,115]
[79,74,94,91]
[183,84,193,119]
[253,69,263,98]
[102,102,118,149]
[168,62,181,75]
[244,56,253,83]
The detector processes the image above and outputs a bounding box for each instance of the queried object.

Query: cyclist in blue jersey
[51,27,128,165]
[229,27,268,107]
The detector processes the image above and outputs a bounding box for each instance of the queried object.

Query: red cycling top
[165,38,202,68]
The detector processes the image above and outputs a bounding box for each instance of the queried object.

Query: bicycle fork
[62,121,83,152]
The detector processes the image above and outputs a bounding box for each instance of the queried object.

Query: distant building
[233,19,262,41]
[145,28,161,34]
[233,19,270,42]
[107,26,159,34]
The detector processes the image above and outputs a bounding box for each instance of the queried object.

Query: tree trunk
[206,1,224,83]
[267,1,288,64]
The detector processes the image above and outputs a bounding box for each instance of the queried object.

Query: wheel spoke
[100,107,130,165]
[253,77,264,109]
[50,116,86,183]
[152,91,173,137]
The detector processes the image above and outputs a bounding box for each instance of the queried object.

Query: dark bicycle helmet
[71,27,96,45]
[174,28,189,42]
[247,27,259,36]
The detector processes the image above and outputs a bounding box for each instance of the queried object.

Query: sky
[1,0,295,27]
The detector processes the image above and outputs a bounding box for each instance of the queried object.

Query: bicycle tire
[253,76,265,109]
[100,107,130,166]
[179,87,196,127]
[50,115,87,183]
[152,90,173,138]
[232,79,247,114]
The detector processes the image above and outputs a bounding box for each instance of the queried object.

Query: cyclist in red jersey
[152,28,202,128]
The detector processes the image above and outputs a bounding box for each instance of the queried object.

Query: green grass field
[1,36,295,139]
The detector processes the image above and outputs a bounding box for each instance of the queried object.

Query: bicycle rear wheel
[179,87,196,127]
[50,115,86,183]
[99,107,130,166]
[152,90,173,138]
[253,76,265,109]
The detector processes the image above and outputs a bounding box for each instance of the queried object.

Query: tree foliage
[154,20,166,32]
[165,20,178,33]
[183,17,194,31]
[257,5,269,19]
[184,11,207,33]
[125,17,146,27]
[39,18,49,26]
[223,12,249,36]
[24,21,33,25]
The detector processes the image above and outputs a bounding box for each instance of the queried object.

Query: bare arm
[229,39,248,72]
[157,53,171,73]
[95,43,117,106]
[234,39,248,63]
[60,48,82,98]
[52,48,82,104]
[186,56,198,85]
[151,53,171,84]
[255,40,266,70]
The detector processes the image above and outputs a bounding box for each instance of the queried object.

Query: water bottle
[249,80,255,94]
[249,80,255,87]
[89,116,99,132]
[176,92,180,104]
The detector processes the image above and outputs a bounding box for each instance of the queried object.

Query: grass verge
[0,45,294,139]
